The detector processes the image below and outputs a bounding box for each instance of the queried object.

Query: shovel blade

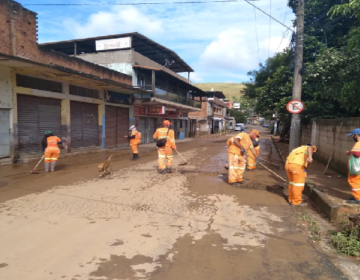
[179,162,188,166]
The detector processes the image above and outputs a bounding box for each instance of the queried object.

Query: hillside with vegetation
[193,83,245,101]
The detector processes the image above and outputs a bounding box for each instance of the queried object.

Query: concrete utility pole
[289,0,305,152]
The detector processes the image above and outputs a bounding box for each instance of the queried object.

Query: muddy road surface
[0,132,347,280]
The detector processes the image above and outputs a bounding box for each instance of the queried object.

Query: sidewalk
[272,136,360,221]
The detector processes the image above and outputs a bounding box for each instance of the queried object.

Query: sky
[18,0,295,83]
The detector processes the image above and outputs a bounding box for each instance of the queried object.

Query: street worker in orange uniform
[247,134,261,171]
[285,144,317,206]
[227,130,259,186]
[125,125,141,160]
[346,129,360,204]
[153,120,176,174]
[41,131,62,172]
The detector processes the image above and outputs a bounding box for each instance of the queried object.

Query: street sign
[286,100,305,114]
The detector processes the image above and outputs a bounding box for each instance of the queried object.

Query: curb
[270,136,340,221]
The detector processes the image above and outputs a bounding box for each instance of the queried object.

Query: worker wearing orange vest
[285,144,317,206]
[153,120,176,174]
[41,131,62,172]
[227,130,259,186]
[346,129,360,204]
[125,125,142,160]
[247,135,261,171]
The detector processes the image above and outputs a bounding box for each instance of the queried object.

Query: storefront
[17,94,62,153]
[133,105,188,143]
[104,91,131,148]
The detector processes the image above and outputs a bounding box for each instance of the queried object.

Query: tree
[229,109,248,123]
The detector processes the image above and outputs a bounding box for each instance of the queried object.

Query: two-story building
[40,33,204,144]
[0,0,204,164]
[189,91,227,135]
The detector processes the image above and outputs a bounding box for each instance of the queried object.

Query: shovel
[30,155,44,174]
[175,150,188,166]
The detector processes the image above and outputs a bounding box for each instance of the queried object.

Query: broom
[175,150,188,166]
[30,155,44,174]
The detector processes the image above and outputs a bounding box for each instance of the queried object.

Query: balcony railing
[153,87,201,109]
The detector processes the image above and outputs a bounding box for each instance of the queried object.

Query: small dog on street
[98,155,113,177]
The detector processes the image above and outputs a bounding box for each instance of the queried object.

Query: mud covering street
[0,131,347,280]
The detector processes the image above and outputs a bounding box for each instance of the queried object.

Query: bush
[330,226,360,256]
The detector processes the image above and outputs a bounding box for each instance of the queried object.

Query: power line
[243,0,294,32]
[24,0,260,6]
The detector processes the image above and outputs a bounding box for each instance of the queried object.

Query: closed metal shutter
[0,109,10,158]
[116,107,129,146]
[105,106,129,148]
[105,106,117,148]
[139,117,147,144]
[17,95,62,154]
[149,118,156,143]
[70,101,99,148]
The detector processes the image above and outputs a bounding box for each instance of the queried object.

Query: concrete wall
[77,50,133,76]
[301,118,360,174]
[0,65,12,108]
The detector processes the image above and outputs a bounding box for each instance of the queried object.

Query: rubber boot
[131,154,136,161]
[134,154,139,160]
[50,161,56,172]
[44,162,50,172]
[159,169,165,174]
[166,167,172,173]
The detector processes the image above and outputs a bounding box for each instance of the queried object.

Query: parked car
[235,123,245,131]
[263,123,270,128]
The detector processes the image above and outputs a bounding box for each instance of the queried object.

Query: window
[69,85,100,99]
[16,74,62,93]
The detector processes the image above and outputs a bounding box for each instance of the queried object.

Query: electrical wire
[24,0,259,6]
[243,0,294,32]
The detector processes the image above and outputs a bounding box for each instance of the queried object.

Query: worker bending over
[285,144,317,206]
[227,130,259,186]
[41,131,62,172]
[346,129,360,204]
[247,132,261,171]
[153,120,176,174]
[125,125,141,160]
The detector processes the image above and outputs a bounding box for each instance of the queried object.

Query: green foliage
[229,109,248,123]
[329,0,360,20]
[244,0,360,123]
[331,226,360,256]
[297,212,321,241]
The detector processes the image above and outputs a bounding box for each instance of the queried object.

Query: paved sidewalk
[272,136,360,221]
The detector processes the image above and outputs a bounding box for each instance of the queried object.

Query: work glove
[240,148,245,154]
[256,157,261,165]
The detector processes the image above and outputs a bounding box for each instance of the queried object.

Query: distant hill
[193,83,246,101]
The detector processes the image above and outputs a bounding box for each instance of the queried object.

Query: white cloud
[63,6,163,38]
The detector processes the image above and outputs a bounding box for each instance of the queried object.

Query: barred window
[16,74,62,93]
[69,85,100,99]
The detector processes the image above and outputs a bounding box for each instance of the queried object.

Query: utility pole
[289,0,305,152]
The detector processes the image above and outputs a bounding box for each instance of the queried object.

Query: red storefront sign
[147,106,165,114]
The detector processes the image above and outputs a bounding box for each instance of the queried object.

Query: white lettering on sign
[96,37,131,51]
[165,107,176,112]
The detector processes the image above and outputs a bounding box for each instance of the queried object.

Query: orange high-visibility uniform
[285,145,317,205]
[153,127,176,170]
[227,133,253,183]
[44,136,61,163]
[247,138,260,170]
[130,130,141,154]
[348,142,360,200]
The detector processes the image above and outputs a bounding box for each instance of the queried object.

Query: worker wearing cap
[227,130,259,185]
[346,129,360,204]
[285,144,317,206]
[41,131,62,172]
[125,125,142,160]
[153,120,176,174]
[246,132,261,171]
